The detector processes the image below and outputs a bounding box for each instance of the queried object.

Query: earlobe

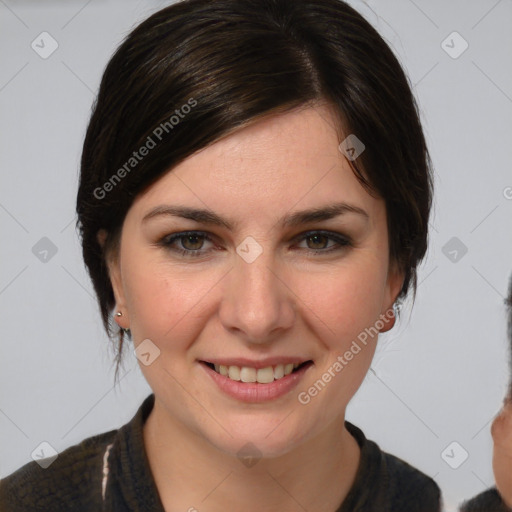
[379,264,404,333]
[109,260,130,329]
[378,305,396,333]
[97,229,130,329]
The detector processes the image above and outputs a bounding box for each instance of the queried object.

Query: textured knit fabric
[460,488,512,512]
[0,393,441,511]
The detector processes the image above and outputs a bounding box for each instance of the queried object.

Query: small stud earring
[116,311,122,317]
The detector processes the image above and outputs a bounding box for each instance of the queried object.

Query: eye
[295,231,351,254]
[159,231,215,258]
[177,233,206,251]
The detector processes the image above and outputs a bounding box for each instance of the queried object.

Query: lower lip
[200,362,313,403]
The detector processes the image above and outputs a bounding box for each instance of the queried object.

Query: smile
[203,361,312,384]
[200,359,314,403]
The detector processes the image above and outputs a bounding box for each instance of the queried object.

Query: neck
[143,398,360,512]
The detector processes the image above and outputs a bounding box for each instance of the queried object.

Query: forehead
[129,104,383,223]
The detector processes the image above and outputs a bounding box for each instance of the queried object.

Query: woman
[0,0,440,510]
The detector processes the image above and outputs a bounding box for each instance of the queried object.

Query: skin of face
[492,398,512,506]
[104,103,404,509]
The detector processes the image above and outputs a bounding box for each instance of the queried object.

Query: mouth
[200,360,313,384]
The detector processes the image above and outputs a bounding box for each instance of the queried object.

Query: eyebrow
[142,202,369,230]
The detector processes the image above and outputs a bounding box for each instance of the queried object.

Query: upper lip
[200,357,312,369]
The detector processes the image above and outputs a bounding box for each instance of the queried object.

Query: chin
[203,413,314,461]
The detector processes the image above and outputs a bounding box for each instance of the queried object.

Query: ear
[97,229,130,329]
[379,262,404,334]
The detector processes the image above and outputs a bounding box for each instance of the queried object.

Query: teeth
[211,362,306,383]
[256,367,274,384]
[228,366,241,381]
[273,364,284,379]
[240,367,256,383]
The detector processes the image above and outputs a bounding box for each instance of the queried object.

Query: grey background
[1,0,511,509]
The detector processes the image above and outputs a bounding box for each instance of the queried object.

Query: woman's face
[108,104,403,457]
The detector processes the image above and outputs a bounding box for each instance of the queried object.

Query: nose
[218,249,295,344]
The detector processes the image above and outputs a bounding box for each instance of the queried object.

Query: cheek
[297,261,387,342]
[123,257,219,344]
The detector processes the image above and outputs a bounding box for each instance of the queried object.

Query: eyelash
[158,230,351,258]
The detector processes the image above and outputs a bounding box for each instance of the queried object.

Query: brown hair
[76,0,433,383]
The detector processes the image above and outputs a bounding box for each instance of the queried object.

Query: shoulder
[344,422,441,511]
[0,428,117,511]
[460,488,511,512]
